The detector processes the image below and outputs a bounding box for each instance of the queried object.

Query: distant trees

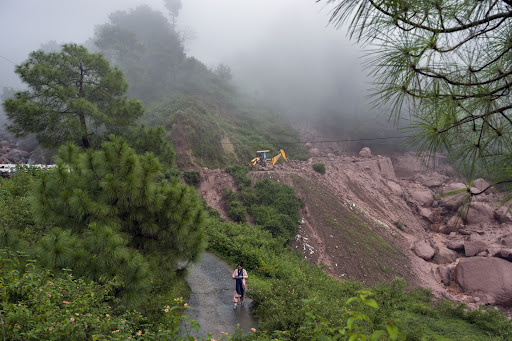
[31,137,206,304]
[163,0,183,27]
[3,44,144,149]
[321,0,512,198]
[215,64,233,81]
[94,5,185,102]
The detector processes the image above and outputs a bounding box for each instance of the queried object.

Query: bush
[0,249,192,340]
[223,188,247,223]
[226,165,251,189]
[183,170,200,186]
[312,163,326,174]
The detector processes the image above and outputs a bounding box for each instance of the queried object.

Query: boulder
[437,265,451,286]
[494,208,512,224]
[447,240,464,251]
[310,148,320,156]
[359,147,372,158]
[413,240,435,261]
[0,140,9,148]
[464,202,496,225]
[473,178,490,192]
[454,257,512,306]
[409,188,434,207]
[418,206,433,223]
[441,183,466,210]
[495,248,512,262]
[501,234,512,247]
[434,247,457,264]
[386,180,403,196]
[377,158,396,178]
[464,240,487,257]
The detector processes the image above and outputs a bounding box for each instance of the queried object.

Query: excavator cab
[256,150,269,166]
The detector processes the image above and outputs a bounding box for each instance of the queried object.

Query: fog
[0,0,395,138]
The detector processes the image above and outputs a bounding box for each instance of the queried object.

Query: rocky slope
[199,147,512,313]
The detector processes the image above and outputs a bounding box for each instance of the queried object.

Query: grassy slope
[204,171,512,340]
[143,93,308,169]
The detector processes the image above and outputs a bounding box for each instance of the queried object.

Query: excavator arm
[270,149,288,165]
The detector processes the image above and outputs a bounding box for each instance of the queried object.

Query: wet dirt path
[185,252,258,338]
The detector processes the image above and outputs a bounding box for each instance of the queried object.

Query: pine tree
[31,137,206,304]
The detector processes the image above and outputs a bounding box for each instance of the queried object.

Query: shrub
[226,165,251,189]
[312,163,326,174]
[183,170,200,186]
[223,188,247,223]
[30,137,207,306]
[0,249,194,340]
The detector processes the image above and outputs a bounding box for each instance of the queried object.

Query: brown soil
[197,149,512,310]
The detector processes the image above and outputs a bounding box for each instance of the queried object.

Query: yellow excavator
[249,149,288,167]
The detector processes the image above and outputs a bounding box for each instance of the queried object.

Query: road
[184,252,258,338]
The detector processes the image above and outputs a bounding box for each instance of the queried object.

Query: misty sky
[0,0,368,117]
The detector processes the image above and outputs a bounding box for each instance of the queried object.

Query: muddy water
[185,252,258,338]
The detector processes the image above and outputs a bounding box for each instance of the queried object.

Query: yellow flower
[251,328,256,332]
[70,317,75,322]
[137,330,142,336]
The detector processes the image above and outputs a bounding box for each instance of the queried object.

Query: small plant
[313,163,326,174]
[393,221,404,231]
[183,170,200,186]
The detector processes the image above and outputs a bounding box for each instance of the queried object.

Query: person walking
[232,263,248,309]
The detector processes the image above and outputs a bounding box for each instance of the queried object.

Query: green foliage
[312,163,325,174]
[223,189,247,223]
[247,178,301,241]
[144,94,308,168]
[30,137,206,306]
[0,171,41,251]
[94,5,185,103]
[3,44,144,149]
[206,213,511,340]
[124,124,176,168]
[0,249,197,340]
[226,165,251,189]
[183,170,200,186]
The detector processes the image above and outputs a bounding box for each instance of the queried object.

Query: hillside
[143,94,308,169]
[198,147,512,313]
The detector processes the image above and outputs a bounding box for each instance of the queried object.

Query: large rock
[413,240,435,261]
[473,178,490,192]
[441,183,466,211]
[434,247,457,264]
[356,158,396,179]
[447,240,464,251]
[359,147,372,158]
[454,257,512,306]
[464,240,487,257]
[495,248,512,262]
[386,180,403,196]
[437,265,451,286]
[409,188,434,207]
[465,202,496,225]
[495,208,512,224]
[501,234,512,247]
[418,206,433,223]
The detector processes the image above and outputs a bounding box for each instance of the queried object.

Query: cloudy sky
[0,0,368,117]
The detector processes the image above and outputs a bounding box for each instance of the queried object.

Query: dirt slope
[198,150,512,311]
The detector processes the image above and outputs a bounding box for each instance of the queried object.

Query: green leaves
[30,138,206,306]
[3,44,144,149]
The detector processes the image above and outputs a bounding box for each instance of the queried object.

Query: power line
[0,55,16,65]
[220,136,409,145]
